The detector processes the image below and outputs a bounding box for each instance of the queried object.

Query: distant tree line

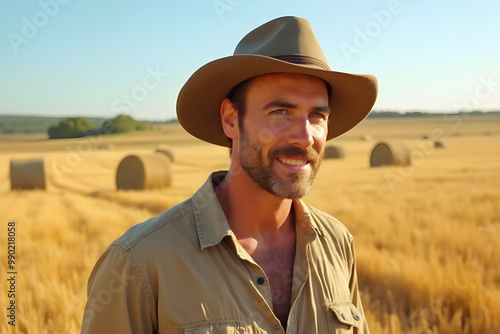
[48,115,150,139]
[1,111,498,135]
[367,110,500,118]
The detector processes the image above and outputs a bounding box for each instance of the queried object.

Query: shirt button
[353,315,360,321]
[257,277,265,285]
[341,313,347,320]
[274,325,281,331]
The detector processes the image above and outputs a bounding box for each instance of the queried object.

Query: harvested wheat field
[0,115,499,333]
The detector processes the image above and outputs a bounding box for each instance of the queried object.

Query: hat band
[273,55,330,71]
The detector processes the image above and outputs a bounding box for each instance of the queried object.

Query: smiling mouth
[278,158,309,166]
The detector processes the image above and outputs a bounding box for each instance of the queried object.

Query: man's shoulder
[110,196,196,253]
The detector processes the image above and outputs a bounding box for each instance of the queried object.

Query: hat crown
[234,16,330,70]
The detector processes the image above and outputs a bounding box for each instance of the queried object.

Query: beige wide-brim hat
[177,16,378,147]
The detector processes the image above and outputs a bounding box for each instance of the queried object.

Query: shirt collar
[192,171,232,250]
[192,171,324,250]
[293,199,325,238]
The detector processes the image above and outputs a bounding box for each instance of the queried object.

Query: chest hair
[251,243,296,327]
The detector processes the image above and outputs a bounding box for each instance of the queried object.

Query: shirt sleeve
[349,240,370,334]
[81,245,156,334]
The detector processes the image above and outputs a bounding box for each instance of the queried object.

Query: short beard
[239,132,323,199]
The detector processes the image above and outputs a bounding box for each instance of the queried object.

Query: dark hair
[225,78,254,151]
[226,78,254,128]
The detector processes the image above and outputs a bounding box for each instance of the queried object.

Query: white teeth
[280,158,306,166]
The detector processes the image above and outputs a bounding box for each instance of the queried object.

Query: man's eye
[310,112,327,120]
[271,109,287,115]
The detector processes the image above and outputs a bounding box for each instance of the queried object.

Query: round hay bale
[434,140,445,148]
[370,141,411,167]
[10,157,46,190]
[116,153,172,190]
[422,135,429,140]
[155,145,174,162]
[323,145,345,159]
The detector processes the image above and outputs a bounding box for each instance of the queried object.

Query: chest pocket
[183,320,251,334]
[326,302,363,333]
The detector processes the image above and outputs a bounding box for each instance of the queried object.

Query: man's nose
[287,117,314,149]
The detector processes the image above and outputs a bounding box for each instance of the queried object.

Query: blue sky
[1,0,499,121]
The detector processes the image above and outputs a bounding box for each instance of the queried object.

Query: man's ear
[220,98,239,140]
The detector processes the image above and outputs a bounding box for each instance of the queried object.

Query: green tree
[100,115,147,134]
[48,117,95,139]
[135,121,150,131]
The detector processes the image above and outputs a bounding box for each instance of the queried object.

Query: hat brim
[176,55,378,147]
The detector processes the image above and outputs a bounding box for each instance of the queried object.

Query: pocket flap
[184,320,250,333]
[327,302,363,328]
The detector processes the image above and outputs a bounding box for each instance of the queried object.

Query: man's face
[236,73,330,199]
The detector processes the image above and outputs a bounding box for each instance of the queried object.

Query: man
[81,16,377,333]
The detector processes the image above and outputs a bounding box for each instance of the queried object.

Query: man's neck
[215,169,294,240]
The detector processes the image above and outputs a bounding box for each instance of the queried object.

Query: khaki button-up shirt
[81,172,369,333]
